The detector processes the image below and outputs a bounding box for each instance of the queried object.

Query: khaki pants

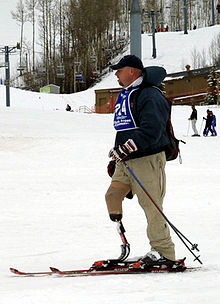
[191,119,198,135]
[105,152,175,261]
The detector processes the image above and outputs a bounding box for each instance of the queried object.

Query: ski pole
[199,119,204,135]
[123,160,202,264]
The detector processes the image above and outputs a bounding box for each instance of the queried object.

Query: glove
[107,160,116,177]
[109,139,137,162]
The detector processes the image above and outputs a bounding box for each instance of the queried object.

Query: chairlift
[56,65,65,78]
[17,65,26,72]
[38,67,46,74]
[75,73,83,81]
[90,56,97,62]
[92,69,100,77]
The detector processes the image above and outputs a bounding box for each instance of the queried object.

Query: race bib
[114,87,138,131]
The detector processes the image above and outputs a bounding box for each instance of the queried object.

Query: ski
[10,266,186,277]
[9,259,134,276]
[10,260,200,277]
[10,267,53,276]
[9,221,202,278]
[10,265,198,277]
[49,265,188,277]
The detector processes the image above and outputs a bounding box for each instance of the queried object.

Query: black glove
[125,191,133,199]
[109,139,137,162]
[107,160,116,177]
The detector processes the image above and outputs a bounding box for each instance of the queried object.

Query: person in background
[105,55,176,269]
[66,104,72,111]
[188,105,200,136]
[211,111,217,136]
[203,109,213,136]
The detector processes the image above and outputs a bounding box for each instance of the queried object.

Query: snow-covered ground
[0,103,220,304]
[0,26,220,303]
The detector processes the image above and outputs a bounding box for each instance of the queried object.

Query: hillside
[0,25,220,111]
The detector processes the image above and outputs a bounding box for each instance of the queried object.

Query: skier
[66,104,72,111]
[203,109,214,136]
[188,105,200,136]
[211,111,217,136]
[105,55,176,268]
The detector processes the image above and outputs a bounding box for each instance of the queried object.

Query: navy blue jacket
[114,66,170,159]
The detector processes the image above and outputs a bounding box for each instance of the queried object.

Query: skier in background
[203,109,214,136]
[188,105,200,136]
[211,111,217,136]
[66,104,72,111]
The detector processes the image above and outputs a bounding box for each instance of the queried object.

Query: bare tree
[11,0,28,75]
[209,33,220,66]
[19,0,219,92]
[25,0,38,71]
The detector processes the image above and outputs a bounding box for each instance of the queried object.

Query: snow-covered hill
[1,25,220,111]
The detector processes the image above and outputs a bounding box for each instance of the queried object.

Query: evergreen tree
[206,67,220,105]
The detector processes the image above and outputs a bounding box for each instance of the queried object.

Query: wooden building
[95,66,220,113]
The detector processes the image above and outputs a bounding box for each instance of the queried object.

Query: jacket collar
[125,76,143,90]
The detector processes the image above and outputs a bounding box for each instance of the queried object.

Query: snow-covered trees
[206,67,220,105]
[11,0,220,93]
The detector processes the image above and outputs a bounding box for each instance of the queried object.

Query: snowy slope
[0,105,220,304]
[0,26,220,304]
[1,24,220,104]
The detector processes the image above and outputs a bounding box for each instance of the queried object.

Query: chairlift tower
[150,10,157,59]
[0,44,20,107]
[211,0,215,25]
[130,0,142,59]
[183,0,188,34]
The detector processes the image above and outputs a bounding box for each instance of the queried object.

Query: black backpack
[165,98,185,163]
[134,85,185,163]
